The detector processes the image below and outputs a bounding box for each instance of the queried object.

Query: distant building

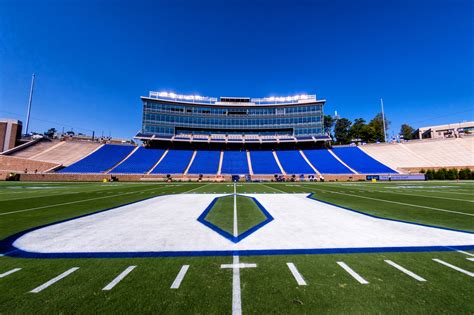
[416,121,474,139]
[0,119,22,152]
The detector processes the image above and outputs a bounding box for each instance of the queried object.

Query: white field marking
[337,262,369,284]
[433,259,474,277]
[0,268,22,278]
[30,267,79,293]
[221,263,257,269]
[170,265,190,289]
[304,186,474,217]
[181,183,211,194]
[446,247,474,257]
[261,183,287,193]
[286,263,307,286]
[467,258,474,262]
[0,186,170,217]
[102,266,136,291]
[232,255,242,315]
[233,183,238,237]
[384,260,426,281]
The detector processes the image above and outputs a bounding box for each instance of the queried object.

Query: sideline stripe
[0,186,170,217]
[384,260,426,281]
[456,250,474,257]
[286,263,307,286]
[467,258,474,262]
[232,255,242,315]
[102,266,136,291]
[433,259,474,277]
[30,267,79,293]
[170,265,189,289]
[337,262,369,284]
[233,183,238,237]
[0,268,21,278]
[305,186,474,217]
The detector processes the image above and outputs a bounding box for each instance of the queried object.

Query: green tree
[368,113,390,142]
[324,115,335,138]
[360,124,378,143]
[44,128,56,138]
[349,118,366,141]
[334,118,352,144]
[400,124,415,140]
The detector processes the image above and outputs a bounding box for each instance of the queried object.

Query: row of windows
[142,125,322,136]
[144,101,322,116]
[143,114,322,125]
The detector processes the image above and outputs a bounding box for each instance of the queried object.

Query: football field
[0,181,473,314]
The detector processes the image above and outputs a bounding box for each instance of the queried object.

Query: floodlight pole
[25,73,36,135]
[380,98,387,142]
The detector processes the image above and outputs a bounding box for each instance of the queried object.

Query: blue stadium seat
[110,147,164,174]
[250,151,281,174]
[188,150,220,174]
[151,149,194,174]
[276,150,314,174]
[59,144,135,173]
[331,146,396,174]
[221,151,249,174]
[303,149,353,174]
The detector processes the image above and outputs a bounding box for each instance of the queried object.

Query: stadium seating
[249,151,281,174]
[59,144,135,173]
[10,140,60,159]
[111,147,164,174]
[221,150,249,174]
[303,149,354,174]
[331,146,396,173]
[188,150,220,174]
[276,150,315,174]
[151,149,194,174]
[27,141,101,166]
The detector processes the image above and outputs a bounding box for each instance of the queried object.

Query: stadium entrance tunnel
[197,195,274,243]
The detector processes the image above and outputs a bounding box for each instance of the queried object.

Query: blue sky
[1,0,472,139]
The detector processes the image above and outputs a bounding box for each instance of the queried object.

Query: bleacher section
[27,141,101,166]
[331,146,397,174]
[59,144,135,173]
[221,151,249,174]
[151,149,194,174]
[249,151,281,174]
[303,149,354,174]
[276,150,314,174]
[111,147,164,174]
[10,140,59,159]
[187,150,220,174]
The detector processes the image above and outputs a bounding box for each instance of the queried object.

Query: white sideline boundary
[467,258,474,262]
[304,186,474,217]
[102,266,136,291]
[170,265,189,289]
[30,267,79,293]
[384,260,426,281]
[287,263,307,286]
[433,259,474,277]
[0,268,22,278]
[337,262,369,284]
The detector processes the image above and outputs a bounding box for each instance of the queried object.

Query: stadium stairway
[276,150,315,175]
[303,149,355,174]
[331,146,397,174]
[151,149,194,174]
[249,151,281,174]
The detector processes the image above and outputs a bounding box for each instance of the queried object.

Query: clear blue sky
[1,0,472,139]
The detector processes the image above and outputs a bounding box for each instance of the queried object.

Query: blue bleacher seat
[221,151,249,174]
[331,146,396,174]
[188,150,220,174]
[303,149,353,174]
[276,150,315,174]
[110,147,164,174]
[151,149,194,174]
[59,144,135,173]
[250,151,281,174]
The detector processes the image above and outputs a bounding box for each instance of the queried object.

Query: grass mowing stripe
[337,262,369,284]
[305,186,474,217]
[432,259,474,277]
[102,266,136,291]
[384,260,426,282]
[286,263,307,285]
[0,268,21,278]
[29,267,80,293]
[170,265,190,289]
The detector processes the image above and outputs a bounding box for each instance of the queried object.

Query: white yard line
[306,186,474,217]
[102,266,136,291]
[30,267,79,293]
[170,265,189,289]
[233,183,238,237]
[466,258,474,262]
[384,260,426,281]
[433,259,474,277]
[0,268,21,278]
[337,262,369,284]
[181,183,212,194]
[232,255,242,315]
[446,247,474,257]
[286,263,307,285]
[261,183,287,193]
[0,186,170,217]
